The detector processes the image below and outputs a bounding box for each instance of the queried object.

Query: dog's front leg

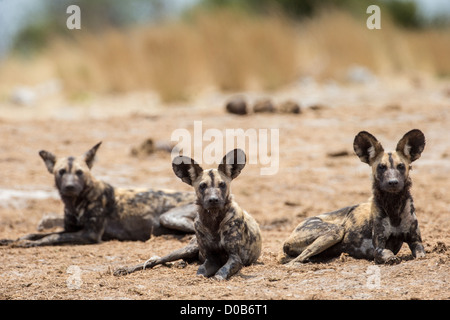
[406,224,425,259]
[214,254,243,281]
[408,241,425,259]
[0,232,55,246]
[11,229,101,247]
[18,232,58,241]
[197,256,222,278]
[374,246,400,264]
[1,232,62,246]
[373,220,400,265]
[12,213,105,247]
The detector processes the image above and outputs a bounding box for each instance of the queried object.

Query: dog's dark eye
[75,170,84,176]
[218,181,226,189]
[377,164,387,171]
[199,182,207,190]
[59,169,66,176]
[397,163,406,171]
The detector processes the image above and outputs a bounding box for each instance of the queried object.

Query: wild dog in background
[279,129,426,265]
[1,142,197,247]
[114,149,262,280]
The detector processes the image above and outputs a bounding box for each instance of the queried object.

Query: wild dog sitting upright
[279,129,426,265]
[2,142,197,247]
[114,149,262,280]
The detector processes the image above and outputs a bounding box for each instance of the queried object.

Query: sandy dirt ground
[0,76,449,300]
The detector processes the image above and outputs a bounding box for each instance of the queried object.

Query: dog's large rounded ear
[353,131,384,165]
[396,129,425,162]
[39,150,57,174]
[172,156,203,186]
[218,149,246,180]
[83,142,102,169]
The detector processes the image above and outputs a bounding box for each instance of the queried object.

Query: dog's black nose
[388,179,399,186]
[64,185,76,192]
[208,197,219,204]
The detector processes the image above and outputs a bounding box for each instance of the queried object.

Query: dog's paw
[10,240,37,248]
[277,252,293,264]
[0,239,14,246]
[214,274,227,281]
[113,267,130,276]
[285,260,301,268]
[285,256,309,267]
[415,251,426,259]
[196,266,208,277]
[384,255,401,265]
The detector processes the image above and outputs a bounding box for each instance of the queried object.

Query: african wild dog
[279,129,426,265]
[114,149,262,280]
[1,142,197,247]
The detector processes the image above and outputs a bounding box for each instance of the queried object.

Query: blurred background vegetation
[0,0,449,102]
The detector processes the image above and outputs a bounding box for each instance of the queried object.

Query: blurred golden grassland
[1,9,449,102]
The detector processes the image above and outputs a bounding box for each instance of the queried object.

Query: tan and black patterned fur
[114,149,262,280]
[2,142,197,247]
[279,129,426,265]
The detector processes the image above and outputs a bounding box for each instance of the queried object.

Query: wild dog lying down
[114,149,262,280]
[1,142,197,247]
[279,129,426,265]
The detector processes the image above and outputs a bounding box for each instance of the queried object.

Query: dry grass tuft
[1,9,449,102]
[47,9,298,102]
